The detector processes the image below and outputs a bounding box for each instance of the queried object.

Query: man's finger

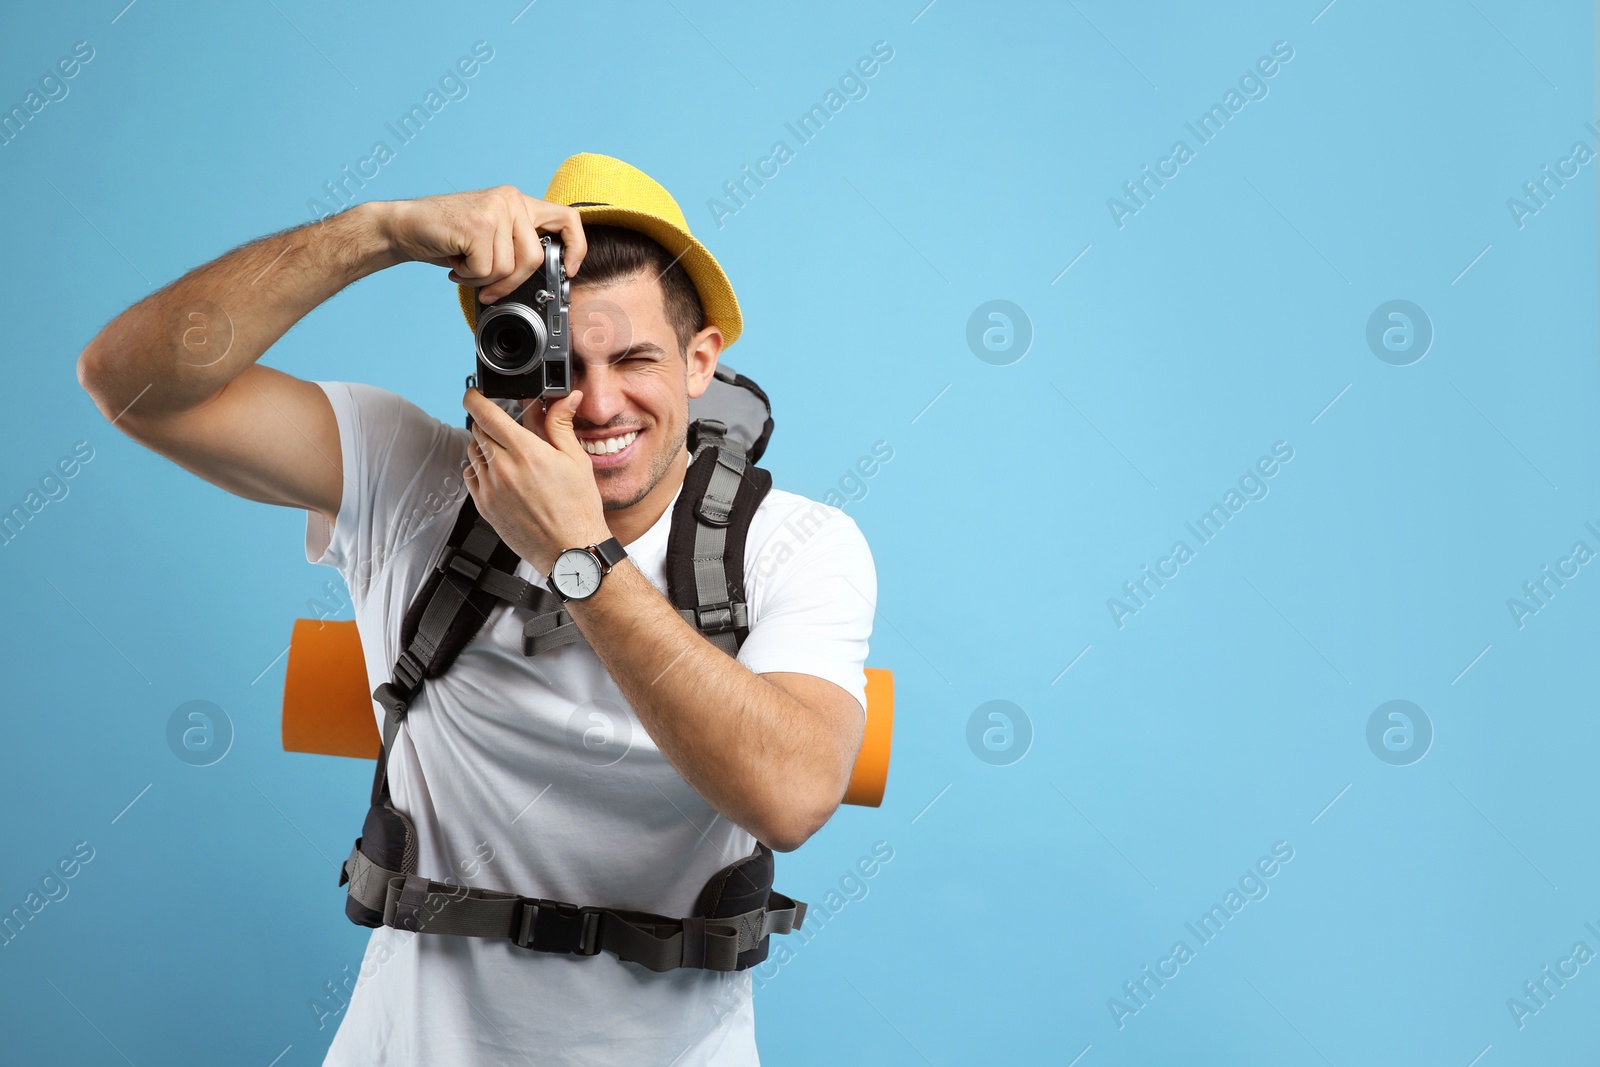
[543,390,587,459]
[534,199,586,277]
[487,216,515,296]
[482,208,543,304]
[457,217,496,282]
[462,387,523,450]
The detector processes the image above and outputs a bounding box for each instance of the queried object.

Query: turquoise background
[1,1,1597,1063]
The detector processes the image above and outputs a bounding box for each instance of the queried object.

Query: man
[76,153,877,1065]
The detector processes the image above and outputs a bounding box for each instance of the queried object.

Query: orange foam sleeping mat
[281,618,893,807]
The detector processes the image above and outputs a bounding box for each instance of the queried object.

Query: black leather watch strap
[592,537,627,572]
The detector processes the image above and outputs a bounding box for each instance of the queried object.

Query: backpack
[285,366,892,972]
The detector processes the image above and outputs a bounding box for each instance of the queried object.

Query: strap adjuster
[515,900,602,955]
[393,650,425,692]
[437,547,484,584]
[689,418,728,456]
[688,601,744,636]
[374,650,426,721]
[391,873,432,933]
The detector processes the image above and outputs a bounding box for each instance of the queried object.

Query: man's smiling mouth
[579,430,639,457]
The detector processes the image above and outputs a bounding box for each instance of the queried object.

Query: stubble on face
[522,363,690,513]
[592,365,689,512]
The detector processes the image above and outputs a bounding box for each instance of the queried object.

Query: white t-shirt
[305,381,876,1066]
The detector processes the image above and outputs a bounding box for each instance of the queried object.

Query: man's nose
[573,361,625,426]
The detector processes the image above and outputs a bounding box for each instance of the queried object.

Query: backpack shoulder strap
[368,493,564,787]
[370,493,520,720]
[664,431,773,656]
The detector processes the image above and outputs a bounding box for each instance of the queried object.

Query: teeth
[581,430,637,456]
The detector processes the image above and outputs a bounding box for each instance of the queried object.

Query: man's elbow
[76,341,127,427]
[759,783,845,853]
[760,820,819,855]
[76,344,107,410]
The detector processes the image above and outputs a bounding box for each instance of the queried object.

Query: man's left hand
[461,387,611,574]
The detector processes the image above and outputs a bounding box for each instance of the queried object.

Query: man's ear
[685,325,726,400]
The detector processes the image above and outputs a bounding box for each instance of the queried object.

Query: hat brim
[456,205,742,349]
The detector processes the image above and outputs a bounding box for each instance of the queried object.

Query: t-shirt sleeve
[304,380,467,606]
[737,500,877,717]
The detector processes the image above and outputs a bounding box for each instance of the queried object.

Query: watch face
[552,548,602,600]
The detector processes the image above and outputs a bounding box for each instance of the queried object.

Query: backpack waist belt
[340,845,806,972]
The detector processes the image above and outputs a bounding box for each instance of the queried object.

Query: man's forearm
[565,559,853,852]
[78,203,398,417]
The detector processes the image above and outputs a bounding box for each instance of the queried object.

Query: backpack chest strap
[519,441,768,658]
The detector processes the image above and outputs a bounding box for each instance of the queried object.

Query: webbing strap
[341,847,804,972]
[369,692,404,808]
[439,549,547,612]
[520,584,582,655]
[517,445,755,658]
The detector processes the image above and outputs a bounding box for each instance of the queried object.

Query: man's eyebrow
[578,342,668,364]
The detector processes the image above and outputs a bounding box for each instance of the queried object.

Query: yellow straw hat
[456,152,742,348]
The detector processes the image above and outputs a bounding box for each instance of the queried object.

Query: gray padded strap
[695,447,744,525]
[693,522,730,628]
[687,447,747,657]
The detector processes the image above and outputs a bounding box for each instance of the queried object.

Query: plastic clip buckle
[515,901,601,956]
[690,419,728,456]
[693,602,740,636]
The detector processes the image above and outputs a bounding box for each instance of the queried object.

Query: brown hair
[572,224,705,357]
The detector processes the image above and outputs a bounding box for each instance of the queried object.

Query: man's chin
[599,475,652,513]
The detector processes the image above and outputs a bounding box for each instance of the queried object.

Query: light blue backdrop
[1,1,1596,1063]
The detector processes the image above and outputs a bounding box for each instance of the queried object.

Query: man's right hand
[378,186,588,305]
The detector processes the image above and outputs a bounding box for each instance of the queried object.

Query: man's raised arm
[75,188,587,526]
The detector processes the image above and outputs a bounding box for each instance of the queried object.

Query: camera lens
[476,303,548,375]
[488,319,530,361]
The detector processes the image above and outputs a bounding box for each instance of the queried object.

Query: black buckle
[515,900,601,955]
[692,601,741,636]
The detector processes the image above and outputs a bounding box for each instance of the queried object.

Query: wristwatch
[549,537,628,602]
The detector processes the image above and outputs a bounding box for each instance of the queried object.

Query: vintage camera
[471,234,571,400]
